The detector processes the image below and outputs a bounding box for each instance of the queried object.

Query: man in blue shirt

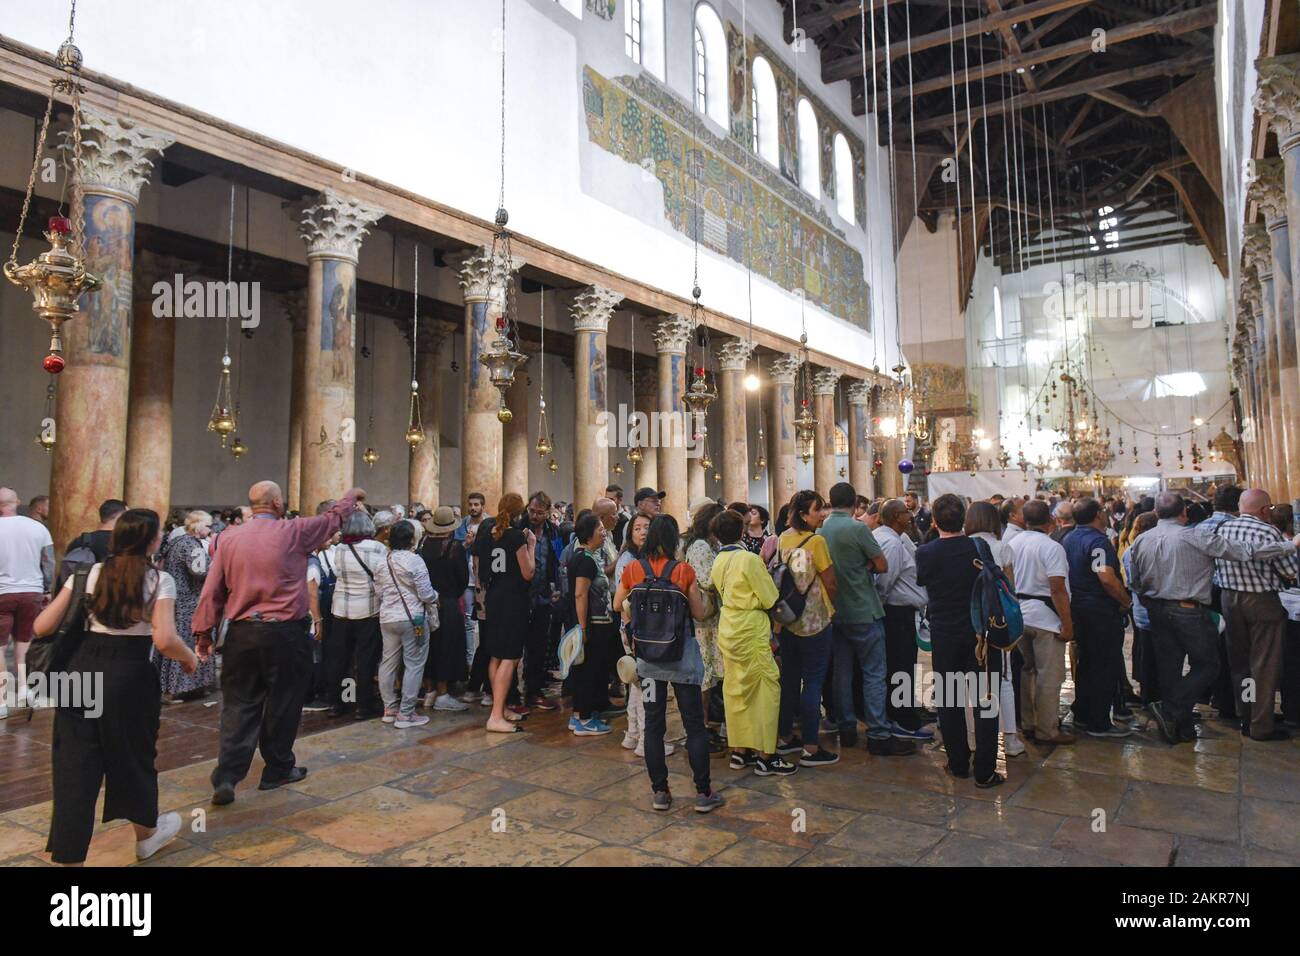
[1064,497,1133,737]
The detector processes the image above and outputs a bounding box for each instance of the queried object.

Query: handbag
[25,568,92,715]
[386,552,435,644]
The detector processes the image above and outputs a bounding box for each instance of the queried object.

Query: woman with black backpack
[33,508,199,865]
[613,515,720,812]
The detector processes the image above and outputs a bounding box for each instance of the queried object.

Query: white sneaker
[634,740,675,758]
[136,811,182,861]
[1004,733,1026,757]
[459,689,479,703]
[621,732,639,751]
[15,686,29,707]
[434,693,469,712]
[394,714,430,729]
[479,694,493,707]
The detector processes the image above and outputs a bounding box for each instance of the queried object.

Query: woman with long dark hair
[613,514,720,811]
[567,512,616,736]
[613,512,658,754]
[33,508,199,865]
[477,493,535,733]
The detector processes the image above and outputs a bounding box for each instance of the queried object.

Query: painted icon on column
[79,193,133,358]
[319,259,356,386]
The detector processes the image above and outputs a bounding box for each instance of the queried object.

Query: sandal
[486,720,524,734]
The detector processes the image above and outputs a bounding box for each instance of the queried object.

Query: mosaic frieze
[583,66,870,331]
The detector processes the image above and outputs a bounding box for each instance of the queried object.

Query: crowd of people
[1,474,1299,862]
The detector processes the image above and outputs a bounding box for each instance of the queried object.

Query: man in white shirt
[1000,497,1026,546]
[0,487,55,714]
[1008,499,1075,744]
[875,499,930,733]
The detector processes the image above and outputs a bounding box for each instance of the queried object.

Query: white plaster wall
[1,0,901,374]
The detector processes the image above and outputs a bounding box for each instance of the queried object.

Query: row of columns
[41,107,905,549]
[1238,53,1300,507]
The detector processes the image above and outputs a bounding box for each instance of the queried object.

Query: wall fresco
[583,66,870,332]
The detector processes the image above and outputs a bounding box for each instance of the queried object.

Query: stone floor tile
[1008,767,1129,818]
[391,815,600,866]
[635,821,741,863]
[920,831,1068,866]
[1116,780,1239,840]
[825,811,948,864]
[278,786,477,856]
[1051,816,1176,866]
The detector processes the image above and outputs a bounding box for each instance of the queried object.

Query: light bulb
[743,373,760,392]
[1192,417,1204,427]
[973,427,985,439]
[978,438,992,451]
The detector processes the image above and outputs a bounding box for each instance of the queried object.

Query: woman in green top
[708,510,795,776]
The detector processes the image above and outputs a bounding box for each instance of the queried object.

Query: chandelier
[1049,368,1114,474]
[794,332,817,464]
[3,6,100,373]
[477,0,527,421]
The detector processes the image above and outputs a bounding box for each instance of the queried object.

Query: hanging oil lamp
[33,381,56,452]
[3,27,100,372]
[207,356,237,447]
[229,435,248,460]
[627,444,642,465]
[405,380,425,448]
[405,250,427,449]
[362,446,380,469]
[612,461,624,475]
[547,457,558,473]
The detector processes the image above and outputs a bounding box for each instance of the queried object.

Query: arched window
[797,98,819,195]
[693,3,728,128]
[751,56,779,166]
[833,133,854,221]
[626,0,665,81]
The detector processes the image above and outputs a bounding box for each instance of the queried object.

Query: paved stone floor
[2,695,1297,866]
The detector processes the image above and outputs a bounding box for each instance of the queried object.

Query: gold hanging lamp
[535,286,553,457]
[405,245,426,449]
[34,381,57,452]
[4,9,100,373]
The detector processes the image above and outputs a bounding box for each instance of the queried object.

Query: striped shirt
[1214,515,1300,593]
[331,538,388,620]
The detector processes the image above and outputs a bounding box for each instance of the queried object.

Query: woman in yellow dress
[707,510,796,776]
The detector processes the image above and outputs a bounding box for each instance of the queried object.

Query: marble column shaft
[124,252,191,520]
[768,356,800,515]
[284,291,308,512]
[409,321,453,508]
[297,190,385,512]
[653,315,692,523]
[502,347,531,500]
[846,382,873,496]
[717,340,755,506]
[49,109,173,553]
[571,286,624,509]
[812,370,840,497]
[632,366,659,492]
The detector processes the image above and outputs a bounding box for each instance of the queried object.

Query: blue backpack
[969,537,1023,656]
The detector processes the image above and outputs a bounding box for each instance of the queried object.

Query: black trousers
[1132,625,1162,705]
[643,680,711,795]
[523,604,554,699]
[47,634,160,864]
[213,619,312,789]
[1146,600,1219,734]
[572,621,618,718]
[1072,604,1125,730]
[883,604,921,731]
[327,616,382,715]
[932,632,1001,782]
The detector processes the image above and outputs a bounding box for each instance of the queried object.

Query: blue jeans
[778,625,832,745]
[833,619,893,739]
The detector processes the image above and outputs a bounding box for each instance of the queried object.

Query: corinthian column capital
[812,369,841,397]
[297,189,385,262]
[446,245,524,304]
[717,339,756,372]
[1247,158,1288,225]
[769,355,801,385]
[61,106,175,204]
[846,382,873,406]
[652,315,693,354]
[1255,53,1300,150]
[569,286,625,333]
[1243,223,1273,279]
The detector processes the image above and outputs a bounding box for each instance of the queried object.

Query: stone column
[570,286,624,508]
[1253,51,1300,501]
[1250,160,1300,502]
[1244,271,1281,498]
[49,109,173,553]
[283,291,308,512]
[846,381,874,495]
[124,252,191,520]
[653,315,692,523]
[447,246,523,509]
[409,320,453,508]
[297,190,385,511]
[1245,228,1289,500]
[632,366,659,491]
[689,450,708,507]
[812,370,840,496]
[502,342,531,500]
[768,355,800,515]
[716,340,755,505]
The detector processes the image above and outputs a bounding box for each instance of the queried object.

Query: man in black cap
[613,487,665,548]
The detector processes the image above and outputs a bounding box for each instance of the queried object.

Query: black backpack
[24,568,92,714]
[627,558,690,663]
[54,536,97,594]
